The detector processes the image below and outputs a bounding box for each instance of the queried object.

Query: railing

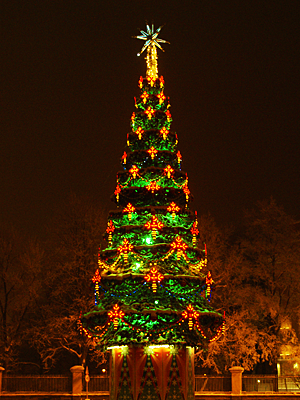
[195,376,231,392]
[278,376,300,392]
[2,375,72,392]
[243,375,278,392]
[84,376,110,392]
[2,373,300,394]
[243,375,300,392]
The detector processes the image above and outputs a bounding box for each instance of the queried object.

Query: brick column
[229,366,244,394]
[70,365,84,395]
[0,367,5,394]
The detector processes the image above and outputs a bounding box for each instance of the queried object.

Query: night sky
[1,1,300,236]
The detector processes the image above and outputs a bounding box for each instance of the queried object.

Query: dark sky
[1,1,300,236]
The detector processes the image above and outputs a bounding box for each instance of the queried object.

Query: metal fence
[243,375,300,392]
[84,376,110,392]
[195,376,231,392]
[2,375,72,392]
[243,375,278,392]
[3,373,300,394]
[278,376,300,392]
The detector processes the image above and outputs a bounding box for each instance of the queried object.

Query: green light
[132,262,141,272]
[146,237,152,245]
[155,300,159,304]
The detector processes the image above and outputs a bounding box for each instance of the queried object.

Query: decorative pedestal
[110,346,194,400]
[0,367,5,394]
[70,365,84,394]
[229,366,244,394]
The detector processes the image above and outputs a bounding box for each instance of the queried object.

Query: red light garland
[167,202,180,220]
[135,126,144,140]
[146,181,160,193]
[92,269,101,303]
[182,304,200,330]
[176,151,182,166]
[157,91,166,105]
[144,215,164,239]
[190,221,199,246]
[144,267,164,292]
[170,236,188,261]
[108,304,125,330]
[145,106,155,120]
[206,271,214,299]
[164,165,174,178]
[165,109,172,122]
[160,127,169,140]
[141,91,149,104]
[147,146,158,160]
[114,185,121,202]
[183,183,190,202]
[147,76,156,87]
[117,239,134,263]
[123,203,136,221]
[138,76,143,88]
[129,165,139,179]
[121,151,127,165]
[106,220,115,245]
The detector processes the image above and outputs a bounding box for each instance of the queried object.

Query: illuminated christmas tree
[81,24,224,400]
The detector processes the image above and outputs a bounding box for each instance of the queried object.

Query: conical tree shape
[81,25,223,351]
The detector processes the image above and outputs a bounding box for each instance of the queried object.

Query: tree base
[109,345,194,400]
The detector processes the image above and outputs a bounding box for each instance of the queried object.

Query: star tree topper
[134,24,169,80]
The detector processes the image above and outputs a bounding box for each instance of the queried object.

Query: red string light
[123,203,136,221]
[145,106,155,120]
[146,181,160,193]
[144,267,164,292]
[106,220,115,245]
[129,165,139,179]
[114,185,121,202]
[117,239,134,263]
[147,76,156,86]
[164,165,174,178]
[165,109,172,122]
[108,304,125,330]
[121,151,127,164]
[190,221,199,246]
[157,91,166,105]
[135,126,144,140]
[138,76,143,88]
[170,236,188,261]
[160,127,169,140]
[182,304,200,330]
[147,146,158,160]
[141,91,149,104]
[167,202,180,220]
[144,215,164,239]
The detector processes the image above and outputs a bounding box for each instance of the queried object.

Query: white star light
[134,24,169,56]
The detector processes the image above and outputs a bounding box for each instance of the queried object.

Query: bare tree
[31,194,107,370]
[196,200,300,373]
[0,227,43,371]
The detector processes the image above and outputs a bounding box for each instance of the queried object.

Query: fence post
[229,366,244,394]
[70,365,84,395]
[0,367,4,394]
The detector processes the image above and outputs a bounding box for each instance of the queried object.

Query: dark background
[1,0,299,236]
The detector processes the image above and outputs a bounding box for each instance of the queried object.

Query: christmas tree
[81,24,223,359]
